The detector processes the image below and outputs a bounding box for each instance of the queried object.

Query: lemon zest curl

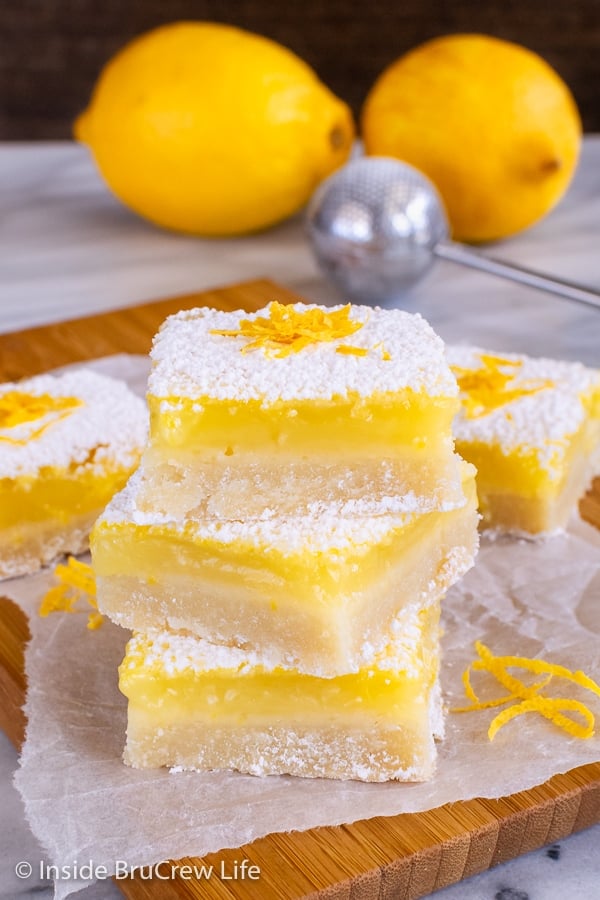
[210,302,364,357]
[451,353,553,419]
[39,556,102,630]
[453,641,600,741]
[335,345,368,357]
[0,391,82,445]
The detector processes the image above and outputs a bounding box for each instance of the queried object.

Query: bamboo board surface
[1,277,600,900]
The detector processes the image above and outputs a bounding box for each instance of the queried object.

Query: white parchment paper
[3,356,600,899]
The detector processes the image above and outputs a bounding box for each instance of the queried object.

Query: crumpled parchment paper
[2,355,600,900]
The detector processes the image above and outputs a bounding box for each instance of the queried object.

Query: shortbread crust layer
[135,452,467,520]
[0,516,90,580]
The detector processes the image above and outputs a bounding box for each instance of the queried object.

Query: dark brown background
[1,0,599,139]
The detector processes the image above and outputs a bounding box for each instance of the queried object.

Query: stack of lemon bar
[92,302,479,781]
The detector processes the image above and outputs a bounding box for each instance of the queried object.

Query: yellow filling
[148,390,458,456]
[0,466,136,530]
[453,439,562,500]
[120,640,435,727]
[93,487,471,609]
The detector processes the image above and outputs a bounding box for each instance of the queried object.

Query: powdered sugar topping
[0,370,148,479]
[148,303,458,403]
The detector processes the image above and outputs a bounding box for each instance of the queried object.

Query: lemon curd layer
[120,615,443,781]
[448,346,600,534]
[0,467,136,530]
[0,370,147,578]
[0,468,140,579]
[149,391,458,457]
[147,303,460,458]
[92,467,478,675]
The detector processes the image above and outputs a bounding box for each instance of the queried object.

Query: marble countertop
[1,140,599,900]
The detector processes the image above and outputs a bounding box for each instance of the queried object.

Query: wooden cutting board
[1,277,600,900]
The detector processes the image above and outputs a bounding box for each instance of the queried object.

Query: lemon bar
[92,465,478,676]
[447,346,600,535]
[144,302,464,512]
[119,601,443,781]
[0,370,147,578]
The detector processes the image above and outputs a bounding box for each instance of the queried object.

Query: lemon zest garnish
[335,340,392,359]
[473,641,600,699]
[372,340,392,361]
[39,557,103,630]
[336,345,369,357]
[0,392,82,445]
[210,302,364,357]
[451,353,553,419]
[86,611,104,631]
[453,641,600,740]
[453,665,553,713]
[488,697,595,741]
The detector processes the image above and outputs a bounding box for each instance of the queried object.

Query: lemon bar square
[0,370,147,578]
[119,601,443,781]
[144,302,464,512]
[92,465,478,676]
[447,346,600,535]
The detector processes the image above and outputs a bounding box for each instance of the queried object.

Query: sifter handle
[434,240,600,312]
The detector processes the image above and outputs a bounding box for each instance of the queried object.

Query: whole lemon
[75,22,354,235]
[361,34,581,243]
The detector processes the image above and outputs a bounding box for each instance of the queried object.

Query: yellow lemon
[75,22,354,236]
[361,34,581,243]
